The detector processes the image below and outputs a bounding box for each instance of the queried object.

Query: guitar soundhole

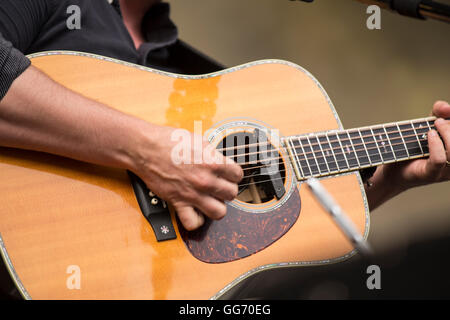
[217,131,286,204]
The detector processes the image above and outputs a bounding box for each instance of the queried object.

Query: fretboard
[284,117,437,181]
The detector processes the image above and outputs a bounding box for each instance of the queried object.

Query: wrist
[120,119,163,174]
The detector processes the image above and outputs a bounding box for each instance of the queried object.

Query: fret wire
[373,128,388,161]
[335,133,350,169]
[306,136,425,164]
[240,130,431,172]
[292,139,313,177]
[239,148,432,185]
[361,129,381,165]
[235,118,442,180]
[243,151,432,183]
[241,116,443,180]
[346,131,361,167]
[415,123,429,140]
[317,136,331,173]
[289,137,305,178]
[382,125,397,161]
[298,137,314,177]
[292,124,435,160]
[386,125,407,159]
[402,122,424,156]
[370,128,384,164]
[232,121,437,164]
[234,121,438,171]
[358,129,373,166]
[241,137,432,181]
[307,136,322,175]
[396,123,410,159]
[219,117,437,156]
[325,132,341,173]
[411,121,424,154]
[244,136,428,175]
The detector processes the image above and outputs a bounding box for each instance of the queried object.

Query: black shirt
[0,0,221,100]
[0,0,376,181]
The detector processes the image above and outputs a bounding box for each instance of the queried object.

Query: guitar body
[0,52,369,299]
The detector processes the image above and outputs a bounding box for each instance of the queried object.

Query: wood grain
[0,53,368,299]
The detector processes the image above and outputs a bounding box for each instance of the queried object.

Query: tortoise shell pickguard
[178,186,301,263]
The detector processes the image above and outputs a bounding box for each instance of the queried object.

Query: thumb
[432,101,450,118]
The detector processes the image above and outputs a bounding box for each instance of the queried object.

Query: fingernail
[435,118,443,124]
[436,101,450,108]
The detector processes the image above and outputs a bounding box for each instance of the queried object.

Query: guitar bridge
[127,171,177,242]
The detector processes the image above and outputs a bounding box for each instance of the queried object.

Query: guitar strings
[237,140,426,178]
[221,121,437,167]
[215,117,436,154]
[238,137,431,184]
[237,138,432,189]
[239,130,432,171]
[235,125,435,173]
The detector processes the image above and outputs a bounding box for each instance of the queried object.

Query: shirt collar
[110,1,178,52]
[141,2,178,52]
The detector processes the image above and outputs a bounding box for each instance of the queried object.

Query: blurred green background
[170,0,450,254]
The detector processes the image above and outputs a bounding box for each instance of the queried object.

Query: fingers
[176,205,205,231]
[194,195,227,220]
[148,130,244,232]
[202,144,244,184]
[432,101,450,118]
[174,194,227,231]
[172,150,241,231]
[426,101,450,180]
[190,168,239,201]
[197,147,243,197]
[434,118,450,159]
[425,130,447,179]
[209,177,239,201]
[212,155,244,184]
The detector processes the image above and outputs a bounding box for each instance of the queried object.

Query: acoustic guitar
[0,51,441,299]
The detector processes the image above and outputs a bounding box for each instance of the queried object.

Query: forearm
[0,65,150,171]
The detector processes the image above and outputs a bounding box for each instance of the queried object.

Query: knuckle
[190,169,211,186]
[182,189,199,203]
[433,156,447,166]
[170,185,197,203]
[164,187,181,202]
[207,161,221,172]
[196,175,213,190]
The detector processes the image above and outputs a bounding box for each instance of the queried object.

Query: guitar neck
[285,116,438,181]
